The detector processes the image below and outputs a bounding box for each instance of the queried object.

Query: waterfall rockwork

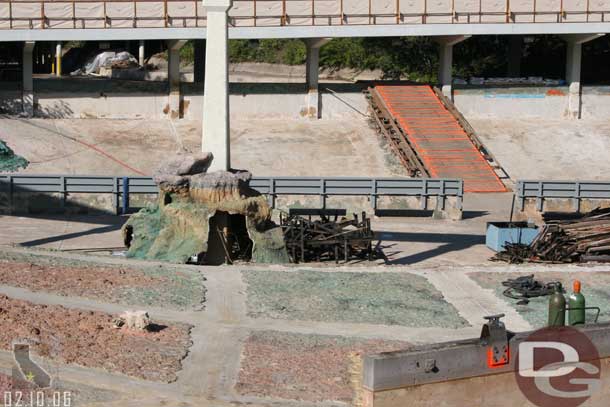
[122,152,289,264]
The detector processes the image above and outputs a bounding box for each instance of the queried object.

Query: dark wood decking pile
[280,212,375,263]
[493,208,610,263]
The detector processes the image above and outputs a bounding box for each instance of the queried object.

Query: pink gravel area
[235,330,410,403]
[0,295,192,382]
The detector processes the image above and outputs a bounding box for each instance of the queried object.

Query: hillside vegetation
[219,36,610,83]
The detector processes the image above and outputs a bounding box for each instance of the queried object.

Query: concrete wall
[518,197,610,222]
[364,358,610,407]
[454,85,610,119]
[3,81,610,120]
[362,323,610,407]
[0,80,369,120]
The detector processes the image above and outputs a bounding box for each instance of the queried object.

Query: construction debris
[492,208,610,263]
[70,51,139,76]
[501,275,560,305]
[280,212,375,263]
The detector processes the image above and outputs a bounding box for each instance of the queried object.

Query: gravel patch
[235,330,410,403]
[468,271,610,328]
[0,250,205,311]
[244,269,468,328]
[0,372,16,395]
[0,295,192,382]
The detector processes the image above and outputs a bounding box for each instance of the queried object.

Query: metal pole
[122,176,129,215]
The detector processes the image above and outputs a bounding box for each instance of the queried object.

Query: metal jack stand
[480,314,512,368]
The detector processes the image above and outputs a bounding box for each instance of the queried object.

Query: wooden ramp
[370,84,506,193]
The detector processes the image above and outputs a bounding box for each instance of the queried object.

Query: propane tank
[548,282,566,327]
[568,280,586,326]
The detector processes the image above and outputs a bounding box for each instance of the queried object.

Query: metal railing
[0,0,607,30]
[517,180,610,212]
[250,176,463,209]
[0,174,463,214]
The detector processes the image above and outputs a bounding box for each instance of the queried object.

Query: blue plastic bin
[486,222,539,252]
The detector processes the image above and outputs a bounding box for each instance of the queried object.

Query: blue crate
[486,222,539,252]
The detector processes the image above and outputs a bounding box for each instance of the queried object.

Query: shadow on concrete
[218,81,369,95]
[375,209,435,218]
[376,230,485,265]
[462,210,490,220]
[375,209,489,220]
[1,180,129,248]
[0,93,75,118]
[0,180,121,215]
[18,216,126,248]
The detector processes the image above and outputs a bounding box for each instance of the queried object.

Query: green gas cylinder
[548,283,566,327]
[568,280,586,326]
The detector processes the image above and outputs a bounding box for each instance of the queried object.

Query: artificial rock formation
[123,152,289,264]
[115,310,151,330]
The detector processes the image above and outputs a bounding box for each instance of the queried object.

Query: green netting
[248,221,291,264]
[125,199,290,264]
[125,201,213,264]
[0,140,28,172]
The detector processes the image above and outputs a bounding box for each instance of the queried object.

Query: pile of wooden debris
[493,208,610,263]
[280,212,376,263]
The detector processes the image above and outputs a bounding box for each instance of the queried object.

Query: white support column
[202,0,232,172]
[55,42,62,77]
[561,33,604,119]
[435,35,470,100]
[304,38,330,119]
[22,41,35,117]
[166,39,187,119]
[138,40,145,66]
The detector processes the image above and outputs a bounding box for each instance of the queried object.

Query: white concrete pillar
[435,35,470,100]
[138,40,145,66]
[202,0,232,172]
[166,39,187,119]
[561,34,604,119]
[304,38,330,119]
[55,42,62,76]
[22,41,35,117]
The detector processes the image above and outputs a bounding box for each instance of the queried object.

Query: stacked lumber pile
[280,212,375,263]
[493,208,610,263]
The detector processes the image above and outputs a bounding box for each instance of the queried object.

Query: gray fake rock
[153,152,213,194]
[153,152,213,179]
[154,174,189,195]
